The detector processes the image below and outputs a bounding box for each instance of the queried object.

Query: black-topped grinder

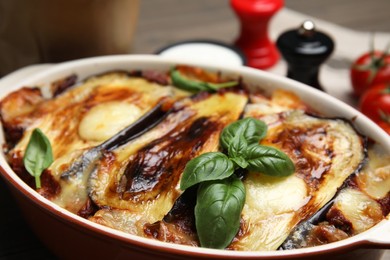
[276,20,334,91]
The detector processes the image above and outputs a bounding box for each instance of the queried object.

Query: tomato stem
[379,110,390,124]
[380,86,390,95]
[354,43,390,85]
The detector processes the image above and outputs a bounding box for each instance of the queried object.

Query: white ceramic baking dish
[0,55,389,260]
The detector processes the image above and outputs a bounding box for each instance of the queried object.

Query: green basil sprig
[220,117,267,168]
[244,144,295,177]
[220,117,268,152]
[170,69,238,93]
[180,117,295,249]
[23,128,54,189]
[180,152,234,190]
[195,175,245,249]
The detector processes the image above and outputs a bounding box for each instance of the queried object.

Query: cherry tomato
[359,83,390,134]
[350,50,390,96]
[376,121,390,135]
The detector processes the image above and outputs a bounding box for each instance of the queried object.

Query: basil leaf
[195,175,245,249]
[230,156,248,169]
[204,81,238,91]
[227,131,248,158]
[170,69,237,93]
[220,117,267,157]
[23,128,54,189]
[171,69,209,92]
[180,152,234,190]
[244,144,295,177]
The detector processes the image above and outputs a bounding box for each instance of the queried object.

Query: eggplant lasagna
[1,66,389,251]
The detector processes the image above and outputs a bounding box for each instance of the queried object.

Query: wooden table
[1,0,389,258]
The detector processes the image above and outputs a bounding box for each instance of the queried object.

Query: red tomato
[377,121,390,135]
[359,83,390,134]
[350,50,390,96]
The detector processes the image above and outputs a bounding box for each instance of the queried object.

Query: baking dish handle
[362,219,390,248]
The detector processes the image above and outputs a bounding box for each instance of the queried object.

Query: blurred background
[0,0,389,258]
[132,0,390,54]
[0,0,389,76]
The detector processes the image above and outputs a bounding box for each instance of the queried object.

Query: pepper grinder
[230,0,283,70]
[276,20,334,91]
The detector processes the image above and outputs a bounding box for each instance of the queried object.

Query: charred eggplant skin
[61,101,171,180]
[301,135,368,224]
[120,116,222,197]
[226,108,368,251]
[51,74,78,97]
[279,136,369,250]
[87,90,249,235]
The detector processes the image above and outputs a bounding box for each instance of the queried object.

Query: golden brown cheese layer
[0,72,188,204]
[4,72,179,160]
[0,87,45,146]
[282,145,390,249]
[88,90,249,233]
[226,109,365,251]
[1,68,388,251]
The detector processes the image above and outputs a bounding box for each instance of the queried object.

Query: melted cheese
[334,188,383,234]
[233,109,365,251]
[78,102,142,142]
[244,174,308,215]
[233,174,309,250]
[357,148,390,199]
[11,73,176,159]
[49,149,90,213]
[4,72,186,215]
[88,92,249,225]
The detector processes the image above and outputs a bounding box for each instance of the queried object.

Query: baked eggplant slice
[2,72,187,212]
[48,102,172,215]
[227,109,366,251]
[88,90,249,235]
[86,91,366,250]
[5,72,182,160]
[281,144,390,249]
[106,107,366,250]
